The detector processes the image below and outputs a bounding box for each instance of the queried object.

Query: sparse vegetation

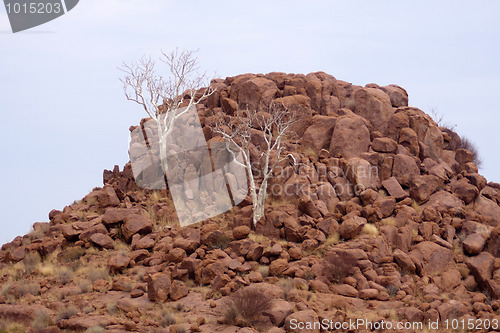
[61,247,86,262]
[160,313,177,327]
[56,305,79,320]
[459,136,482,168]
[361,223,378,236]
[432,108,482,168]
[31,310,50,329]
[23,252,41,275]
[87,267,110,283]
[223,286,273,327]
[55,267,73,285]
[323,252,356,284]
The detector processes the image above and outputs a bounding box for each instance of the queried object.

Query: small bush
[386,284,399,298]
[61,247,86,262]
[87,267,110,283]
[459,137,482,168]
[278,278,295,301]
[106,302,118,314]
[23,252,42,275]
[209,232,232,250]
[56,267,73,285]
[32,310,50,329]
[223,286,273,326]
[323,252,356,284]
[160,313,176,327]
[78,279,93,293]
[56,305,79,320]
[17,282,41,297]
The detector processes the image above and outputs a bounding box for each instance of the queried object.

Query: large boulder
[301,115,337,154]
[451,178,479,204]
[285,310,320,333]
[401,107,444,161]
[380,85,408,107]
[353,87,394,135]
[465,252,494,288]
[409,241,453,275]
[410,175,442,204]
[392,154,419,187]
[473,196,500,227]
[423,191,463,213]
[343,158,380,194]
[122,214,153,242]
[147,273,171,302]
[329,113,371,159]
[273,94,313,136]
[230,75,278,110]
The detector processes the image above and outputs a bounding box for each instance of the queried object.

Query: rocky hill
[1,72,500,333]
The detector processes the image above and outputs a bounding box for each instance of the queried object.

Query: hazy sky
[1,0,499,244]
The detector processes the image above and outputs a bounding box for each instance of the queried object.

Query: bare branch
[211,101,299,226]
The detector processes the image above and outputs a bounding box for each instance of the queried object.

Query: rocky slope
[1,72,500,333]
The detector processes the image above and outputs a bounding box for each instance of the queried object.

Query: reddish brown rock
[79,223,108,242]
[147,273,171,302]
[343,158,380,193]
[380,84,408,107]
[90,233,114,249]
[10,247,25,262]
[462,233,486,255]
[170,280,188,300]
[329,113,370,159]
[371,137,397,153]
[423,190,463,212]
[263,299,293,327]
[465,252,494,287]
[232,225,250,240]
[330,284,358,297]
[102,207,142,225]
[392,154,419,187]
[233,76,278,110]
[301,115,337,154]
[269,259,289,277]
[353,87,394,135]
[339,216,366,240]
[122,214,153,242]
[285,310,320,333]
[486,226,500,258]
[410,175,442,204]
[439,268,462,291]
[393,249,416,273]
[409,241,453,275]
[451,178,479,204]
[381,177,408,200]
[99,185,120,207]
[474,196,500,227]
[309,279,329,293]
[399,127,420,156]
[167,248,187,263]
[298,195,322,219]
[108,254,130,273]
[359,288,379,299]
[437,300,468,321]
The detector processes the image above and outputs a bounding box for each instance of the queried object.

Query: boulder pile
[0,72,499,332]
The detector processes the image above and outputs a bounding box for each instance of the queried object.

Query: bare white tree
[213,102,299,226]
[120,49,214,175]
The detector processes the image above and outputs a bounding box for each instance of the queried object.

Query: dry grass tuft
[362,223,379,237]
[223,286,273,327]
[323,251,356,284]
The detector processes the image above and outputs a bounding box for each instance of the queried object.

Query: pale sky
[1,0,499,244]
